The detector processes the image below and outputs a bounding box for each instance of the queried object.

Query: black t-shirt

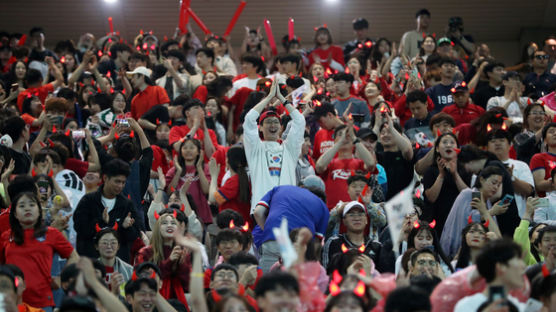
[425,83,455,114]
[422,165,470,236]
[376,150,415,200]
[471,85,505,109]
[0,146,31,175]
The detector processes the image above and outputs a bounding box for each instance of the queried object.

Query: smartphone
[472,191,481,201]
[488,285,506,303]
[500,194,514,205]
[72,130,85,140]
[351,113,365,123]
[118,118,129,127]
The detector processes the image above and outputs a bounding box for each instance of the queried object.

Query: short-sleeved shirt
[214,174,252,226]
[130,85,170,119]
[332,96,370,126]
[425,83,454,114]
[322,158,365,209]
[530,152,556,197]
[168,124,219,148]
[1,228,73,308]
[376,150,415,200]
[312,128,334,161]
[17,83,55,112]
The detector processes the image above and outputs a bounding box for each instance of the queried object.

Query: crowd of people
[1,6,556,312]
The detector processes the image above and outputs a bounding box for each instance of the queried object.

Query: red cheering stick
[108,17,114,34]
[178,0,191,34]
[224,1,247,37]
[263,19,278,55]
[288,17,295,41]
[187,8,211,35]
[17,34,26,46]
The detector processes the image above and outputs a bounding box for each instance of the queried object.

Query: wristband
[353,138,360,145]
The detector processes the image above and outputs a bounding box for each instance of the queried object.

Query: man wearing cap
[312,102,345,160]
[436,37,465,74]
[243,80,305,215]
[253,176,329,273]
[128,66,171,120]
[322,201,384,272]
[156,50,190,100]
[316,124,376,209]
[426,58,457,114]
[343,18,373,62]
[442,81,484,126]
[400,9,431,59]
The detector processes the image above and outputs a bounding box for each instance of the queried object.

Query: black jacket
[73,186,139,263]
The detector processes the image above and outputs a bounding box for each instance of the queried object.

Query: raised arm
[386,114,413,160]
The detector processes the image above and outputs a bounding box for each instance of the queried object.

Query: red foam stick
[108,17,114,34]
[288,18,295,41]
[263,19,278,55]
[178,0,191,34]
[17,34,26,46]
[224,1,247,37]
[187,8,211,35]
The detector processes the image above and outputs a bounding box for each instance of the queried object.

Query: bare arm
[84,129,101,172]
[387,115,413,160]
[68,51,94,86]
[533,169,553,192]
[415,148,435,175]
[46,57,64,88]
[253,205,268,230]
[196,154,209,194]
[207,158,220,205]
[128,118,150,150]
[315,138,343,174]
[138,118,158,131]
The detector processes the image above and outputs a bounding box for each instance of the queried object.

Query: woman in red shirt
[0,192,78,311]
[21,95,43,133]
[308,27,344,73]
[208,146,252,227]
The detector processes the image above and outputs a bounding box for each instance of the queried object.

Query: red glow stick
[178,0,191,34]
[187,8,211,35]
[288,18,295,41]
[224,1,247,37]
[263,19,278,55]
[17,34,26,46]
[108,17,114,34]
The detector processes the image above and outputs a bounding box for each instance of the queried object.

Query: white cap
[343,201,365,217]
[126,66,152,78]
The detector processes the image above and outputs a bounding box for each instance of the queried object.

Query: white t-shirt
[101,195,117,214]
[454,293,525,312]
[231,77,260,95]
[502,159,535,218]
[486,96,531,123]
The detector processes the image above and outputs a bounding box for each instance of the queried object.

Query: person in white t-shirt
[486,129,534,218]
[454,239,527,312]
[486,71,533,123]
[230,54,265,95]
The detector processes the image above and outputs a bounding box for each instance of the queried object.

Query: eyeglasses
[535,55,550,60]
[417,260,438,267]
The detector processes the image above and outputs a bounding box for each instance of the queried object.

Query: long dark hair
[407,220,454,273]
[177,138,201,177]
[433,132,459,166]
[455,222,488,269]
[523,103,545,130]
[9,192,47,245]
[226,146,250,204]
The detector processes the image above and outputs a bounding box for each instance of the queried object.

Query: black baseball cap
[356,128,377,141]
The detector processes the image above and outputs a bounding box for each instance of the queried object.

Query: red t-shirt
[151,145,171,174]
[1,228,73,308]
[322,158,365,209]
[168,125,219,149]
[192,85,209,104]
[130,85,171,119]
[212,146,229,186]
[224,87,253,132]
[530,152,556,197]
[308,45,345,72]
[17,83,54,112]
[21,113,40,133]
[214,174,252,227]
[442,103,485,126]
[313,129,334,161]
